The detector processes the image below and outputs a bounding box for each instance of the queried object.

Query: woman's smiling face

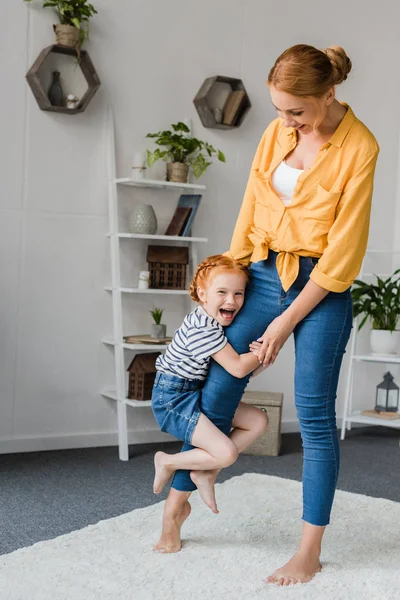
[269,86,331,134]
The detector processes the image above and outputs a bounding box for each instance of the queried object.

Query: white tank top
[271,161,304,206]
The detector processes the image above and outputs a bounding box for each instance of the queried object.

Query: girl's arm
[211,342,260,379]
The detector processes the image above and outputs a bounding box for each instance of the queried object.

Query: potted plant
[150,307,166,339]
[23,0,98,49]
[145,122,226,183]
[351,269,400,355]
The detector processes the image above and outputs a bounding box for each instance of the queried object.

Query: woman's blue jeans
[171,251,353,526]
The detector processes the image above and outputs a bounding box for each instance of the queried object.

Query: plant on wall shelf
[145,122,226,183]
[24,0,98,47]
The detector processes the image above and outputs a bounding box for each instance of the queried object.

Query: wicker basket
[167,162,189,183]
[53,24,80,49]
[147,245,189,290]
[242,391,283,456]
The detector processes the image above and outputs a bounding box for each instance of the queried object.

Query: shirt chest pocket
[303,183,342,223]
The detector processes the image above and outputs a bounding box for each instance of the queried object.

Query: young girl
[151,255,267,515]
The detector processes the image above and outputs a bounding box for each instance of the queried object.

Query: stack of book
[222,89,247,126]
[164,194,202,236]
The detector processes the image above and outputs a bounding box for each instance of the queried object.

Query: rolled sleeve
[310,151,379,293]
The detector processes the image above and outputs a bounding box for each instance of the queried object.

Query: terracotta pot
[54,24,80,49]
[167,162,189,183]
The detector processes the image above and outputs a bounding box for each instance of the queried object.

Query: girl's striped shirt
[155,306,227,380]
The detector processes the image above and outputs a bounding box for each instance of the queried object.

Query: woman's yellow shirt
[226,104,379,293]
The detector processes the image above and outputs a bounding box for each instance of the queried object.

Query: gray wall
[1,0,399,452]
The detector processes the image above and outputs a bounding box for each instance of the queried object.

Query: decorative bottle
[48,71,64,106]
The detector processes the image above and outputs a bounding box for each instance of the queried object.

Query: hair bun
[323,46,352,84]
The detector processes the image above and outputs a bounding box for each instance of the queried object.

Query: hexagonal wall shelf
[26,45,101,114]
[193,75,251,130]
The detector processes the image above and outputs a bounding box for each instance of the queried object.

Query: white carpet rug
[0,473,398,600]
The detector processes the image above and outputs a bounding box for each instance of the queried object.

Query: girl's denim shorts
[151,372,203,444]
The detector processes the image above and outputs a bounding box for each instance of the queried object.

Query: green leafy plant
[23,0,97,43]
[146,122,226,179]
[150,307,164,325]
[351,269,400,331]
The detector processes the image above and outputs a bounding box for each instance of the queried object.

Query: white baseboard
[0,429,173,455]
[0,419,351,454]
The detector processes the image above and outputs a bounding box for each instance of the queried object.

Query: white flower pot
[370,330,398,355]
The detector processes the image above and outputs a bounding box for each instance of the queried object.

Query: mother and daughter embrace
[150,43,379,587]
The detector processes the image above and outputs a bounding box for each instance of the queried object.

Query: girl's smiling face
[197,270,247,326]
[269,86,333,134]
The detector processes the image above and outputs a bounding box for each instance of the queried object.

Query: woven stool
[242,391,283,456]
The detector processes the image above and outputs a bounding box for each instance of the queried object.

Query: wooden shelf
[115,178,205,190]
[26,45,100,114]
[193,75,251,129]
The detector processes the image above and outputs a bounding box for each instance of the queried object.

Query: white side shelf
[104,108,206,460]
[101,390,152,408]
[115,178,206,191]
[102,337,169,351]
[341,249,400,441]
[105,287,189,295]
[112,233,208,243]
[353,354,400,364]
[346,411,400,429]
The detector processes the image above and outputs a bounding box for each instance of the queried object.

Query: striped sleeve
[185,325,227,361]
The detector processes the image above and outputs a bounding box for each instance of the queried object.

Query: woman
[154,44,379,586]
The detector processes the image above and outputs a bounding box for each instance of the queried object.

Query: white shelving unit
[340,250,400,440]
[103,109,208,460]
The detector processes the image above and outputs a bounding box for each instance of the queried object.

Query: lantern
[375,372,399,413]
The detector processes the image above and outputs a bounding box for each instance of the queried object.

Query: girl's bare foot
[190,469,219,514]
[265,551,322,586]
[153,451,174,494]
[153,500,191,553]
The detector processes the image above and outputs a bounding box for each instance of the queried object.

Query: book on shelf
[123,334,173,345]
[164,206,192,236]
[176,194,202,236]
[222,90,246,125]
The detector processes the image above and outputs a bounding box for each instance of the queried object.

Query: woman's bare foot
[265,551,322,586]
[190,469,219,514]
[153,500,191,554]
[153,451,174,494]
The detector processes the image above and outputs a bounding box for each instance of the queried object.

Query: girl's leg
[153,488,192,554]
[266,288,352,586]
[155,403,268,509]
[190,401,269,494]
[154,403,269,553]
[154,413,239,507]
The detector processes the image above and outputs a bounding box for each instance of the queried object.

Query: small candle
[131,151,146,181]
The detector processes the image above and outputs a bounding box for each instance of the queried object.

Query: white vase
[370,330,398,355]
[128,204,157,234]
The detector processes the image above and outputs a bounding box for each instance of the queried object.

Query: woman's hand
[254,314,295,367]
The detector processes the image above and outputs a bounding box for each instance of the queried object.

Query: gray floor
[1,427,399,555]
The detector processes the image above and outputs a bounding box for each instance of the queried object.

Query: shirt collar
[280,102,356,149]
